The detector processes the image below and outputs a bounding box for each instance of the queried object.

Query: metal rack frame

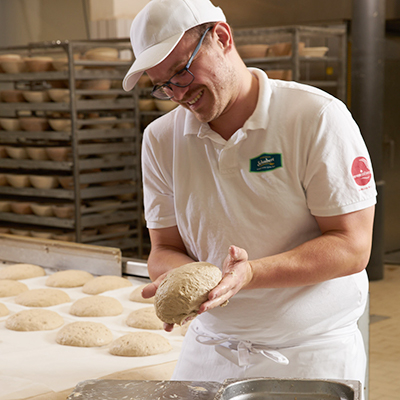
[0,38,144,257]
[233,24,348,103]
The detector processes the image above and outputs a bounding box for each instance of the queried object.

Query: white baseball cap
[122,0,226,91]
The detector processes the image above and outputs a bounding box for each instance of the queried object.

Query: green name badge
[250,153,282,172]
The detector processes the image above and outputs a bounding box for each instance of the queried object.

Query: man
[123,0,376,390]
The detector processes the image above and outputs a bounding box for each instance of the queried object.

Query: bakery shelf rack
[0,38,144,257]
[233,24,348,103]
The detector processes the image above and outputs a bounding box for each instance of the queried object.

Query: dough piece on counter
[70,295,123,317]
[0,302,9,317]
[56,321,113,347]
[5,309,64,331]
[0,263,45,280]
[109,332,172,357]
[0,279,29,297]
[46,269,94,288]
[82,275,132,295]
[126,306,163,330]
[129,284,154,304]
[15,288,71,307]
[154,262,222,325]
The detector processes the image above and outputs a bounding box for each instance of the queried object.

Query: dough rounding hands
[154,262,222,325]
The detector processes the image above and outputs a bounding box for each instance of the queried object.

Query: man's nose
[171,85,190,102]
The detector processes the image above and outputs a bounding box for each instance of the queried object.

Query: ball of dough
[46,269,94,288]
[109,332,172,357]
[0,263,45,280]
[70,295,123,317]
[82,275,132,295]
[154,262,222,325]
[15,288,71,307]
[129,284,154,304]
[56,321,113,347]
[126,306,163,330]
[6,309,64,331]
[0,280,29,297]
[0,303,9,317]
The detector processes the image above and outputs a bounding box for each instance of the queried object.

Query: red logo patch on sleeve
[351,156,372,186]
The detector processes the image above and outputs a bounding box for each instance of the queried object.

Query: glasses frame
[151,27,212,100]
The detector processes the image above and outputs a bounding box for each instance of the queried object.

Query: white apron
[172,318,366,396]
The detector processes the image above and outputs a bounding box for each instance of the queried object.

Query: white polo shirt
[142,68,376,345]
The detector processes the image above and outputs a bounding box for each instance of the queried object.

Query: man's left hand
[198,245,253,314]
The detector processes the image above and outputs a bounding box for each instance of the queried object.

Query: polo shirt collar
[242,68,271,132]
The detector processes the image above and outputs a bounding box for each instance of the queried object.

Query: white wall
[89,0,150,21]
[0,0,88,48]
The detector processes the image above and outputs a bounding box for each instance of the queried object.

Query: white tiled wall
[90,18,132,39]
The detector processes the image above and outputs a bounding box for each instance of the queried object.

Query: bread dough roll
[82,275,132,294]
[70,295,123,317]
[126,306,163,330]
[0,303,9,317]
[6,309,64,331]
[129,284,154,304]
[0,280,29,297]
[109,332,172,356]
[0,263,45,280]
[56,321,113,347]
[46,269,94,288]
[154,262,222,325]
[15,288,71,307]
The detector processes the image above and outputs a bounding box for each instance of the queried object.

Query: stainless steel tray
[215,378,361,400]
[68,379,221,400]
[68,378,360,400]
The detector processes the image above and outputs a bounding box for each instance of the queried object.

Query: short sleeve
[303,99,377,217]
[141,122,177,229]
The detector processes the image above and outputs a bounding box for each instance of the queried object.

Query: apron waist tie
[195,334,289,367]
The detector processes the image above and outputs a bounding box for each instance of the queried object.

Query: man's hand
[198,245,253,314]
[140,273,175,332]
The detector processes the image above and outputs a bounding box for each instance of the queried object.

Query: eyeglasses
[151,27,212,100]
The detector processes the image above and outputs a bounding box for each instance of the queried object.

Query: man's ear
[212,22,234,51]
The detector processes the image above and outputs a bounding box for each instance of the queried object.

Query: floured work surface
[0,269,184,400]
[69,380,221,400]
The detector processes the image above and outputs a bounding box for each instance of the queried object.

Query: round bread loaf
[46,269,94,288]
[0,263,45,280]
[129,284,154,304]
[154,262,222,325]
[109,332,172,357]
[82,275,132,294]
[126,306,163,330]
[0,280,29,297]
[0,302,9,317]
[15,288,71,307]
[70,295,123,317]
[56,321,113,347]
[6,309,64,331]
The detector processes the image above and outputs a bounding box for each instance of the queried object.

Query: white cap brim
[122,31,184,91]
